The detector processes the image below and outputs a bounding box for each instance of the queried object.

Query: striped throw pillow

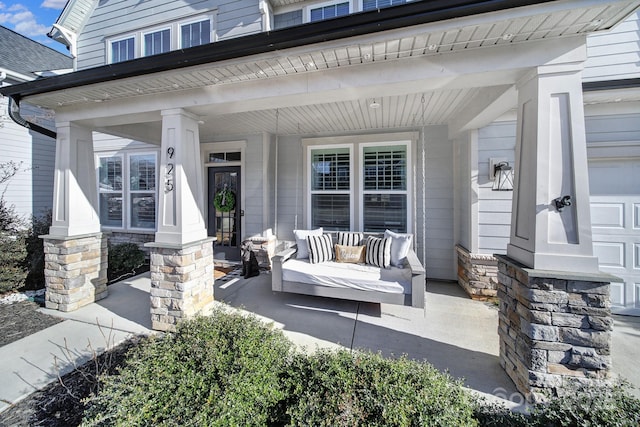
[307,234,334,264]
[337,232,364,246]
[365,236,392,269]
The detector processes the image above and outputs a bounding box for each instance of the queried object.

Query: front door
[208,166,241,261]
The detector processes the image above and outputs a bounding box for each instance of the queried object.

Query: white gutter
[0,67,34,84]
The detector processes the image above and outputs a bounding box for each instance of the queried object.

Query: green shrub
[285,349,477,426]
[0,199,27,293]
[82,309,478,427]
[107,242,146,283]
[529,380,640,427]
[474,380,640,427]
[82,310,294,426]
[23,210,52,290]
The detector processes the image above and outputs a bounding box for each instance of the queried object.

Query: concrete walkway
[1,269,638,414]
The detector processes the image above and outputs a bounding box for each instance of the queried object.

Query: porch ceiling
[23,0,640,138]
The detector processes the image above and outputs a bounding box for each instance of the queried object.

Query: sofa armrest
[272,246,298,292]
[405,249,426,308]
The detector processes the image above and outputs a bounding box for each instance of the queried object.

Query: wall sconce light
[489,158,514,191]
[553,195,572,212]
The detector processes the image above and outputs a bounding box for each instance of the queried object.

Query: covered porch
[3,0,639,402]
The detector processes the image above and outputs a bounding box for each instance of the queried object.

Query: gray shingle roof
[0,25,72,78]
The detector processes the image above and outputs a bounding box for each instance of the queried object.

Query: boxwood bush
[82,308,640,426]
[82,309,294,426]
[82,309,478,426]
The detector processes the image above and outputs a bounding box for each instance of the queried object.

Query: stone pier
[456,245,498,301]
[496,255,617,401]
[147,238,215,331]
[42,233,108,312]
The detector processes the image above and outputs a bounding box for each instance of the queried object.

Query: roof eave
[0,0,556,101]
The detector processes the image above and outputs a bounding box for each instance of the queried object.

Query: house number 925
[165,147,175,192]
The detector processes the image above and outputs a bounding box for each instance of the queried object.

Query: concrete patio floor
[2,267,638,414]
[215,269,640,402]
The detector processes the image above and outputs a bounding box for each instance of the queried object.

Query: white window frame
[96,151,159,231]
[179,14,216,49]
[304,0,352,23]
[141,26,172,57]
[306,143,354,231]
[303,135,413,232]
[105,13,217,63]
[108,35,137,64]
[359,141,412,233]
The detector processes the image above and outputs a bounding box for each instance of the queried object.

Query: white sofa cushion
[293,228,323,259]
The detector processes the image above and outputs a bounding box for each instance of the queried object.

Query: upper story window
[308,1,349,22]
[362,0,406,11]
[181,19,211,48]
[107,14,215,64]
[111,37,135,63]
[143,28,171,56]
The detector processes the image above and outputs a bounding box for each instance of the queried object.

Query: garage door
[590,159,640,316]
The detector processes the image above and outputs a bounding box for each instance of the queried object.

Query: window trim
[306,143,354,231]
[179,15,216,49]
[303,135,414,233]
[304,0,352,23]
[141,26,172,57]
[108,35,137,64]
[96,151,159,231]
[105,12,217,64]
[358,141,412,233]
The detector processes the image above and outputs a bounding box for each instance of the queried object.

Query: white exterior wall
[477,121,516,255]
[583,10,640,82]
[475,108,640,255]
[424,125,455,280]
[76,0,262,70]
[0,98,56,220]
[274,135,304,240]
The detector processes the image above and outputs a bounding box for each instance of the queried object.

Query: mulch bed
[0,339,136,426]
[0,300,64,347]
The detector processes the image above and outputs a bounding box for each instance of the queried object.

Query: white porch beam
[154,109,208,246]
[49,122,100,237]
[448,85,516,139]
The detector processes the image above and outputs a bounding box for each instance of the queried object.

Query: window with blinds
[362,144,407,233]
[310,147,351,230]
[98,156,123,227]
[306,141,410,233]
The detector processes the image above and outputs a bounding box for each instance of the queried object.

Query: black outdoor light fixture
[490,159,514,191]
[553,195,572,212]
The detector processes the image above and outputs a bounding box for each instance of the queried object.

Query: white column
[507,64,599,273]
[49,122,100,237]
[155,109,207,245]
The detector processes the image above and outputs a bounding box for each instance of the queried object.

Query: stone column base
[496,255,617,402]
[42,233,108,312]
[456,245,498,301]
[146,238,215,331]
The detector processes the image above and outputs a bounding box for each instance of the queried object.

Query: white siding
[76,0,262,70]
[583,10,640,82]
[275,135,303,241]
[424,125,455,280]
[477,121,515,255]
[0,99,56,221]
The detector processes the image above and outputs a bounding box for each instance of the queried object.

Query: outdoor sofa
[272,230,425,308]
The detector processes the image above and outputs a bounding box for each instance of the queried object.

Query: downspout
[7,96,57,139]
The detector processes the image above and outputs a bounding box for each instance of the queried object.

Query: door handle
[240,210,244,217]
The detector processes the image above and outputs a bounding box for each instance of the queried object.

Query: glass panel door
[208,166,241,261]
